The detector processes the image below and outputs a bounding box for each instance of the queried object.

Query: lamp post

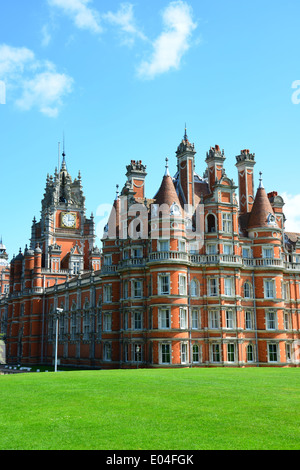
[136,345,141,369]
[54,308,63,372]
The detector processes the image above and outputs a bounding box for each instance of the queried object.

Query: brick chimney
[235,149,256,214]
[205,145,226,192]
[176,128,196,207]
[125,160,147,200]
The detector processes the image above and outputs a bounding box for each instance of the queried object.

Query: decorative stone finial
[165,157,170,176]
[115,184,120,200]
[184,124,188,142]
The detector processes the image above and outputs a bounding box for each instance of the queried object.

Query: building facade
[0,132,300,368]
[0,239,10,298]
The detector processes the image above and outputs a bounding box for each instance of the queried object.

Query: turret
[24,246,34,291]
[9,256,15,295]
[248,174,278,232]
[33,245,43,291]
[13,249,23,293]
[0,238,8,265]
[152,158,185,244]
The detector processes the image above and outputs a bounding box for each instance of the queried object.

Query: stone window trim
[159,342,172,364]
[158,307,171,329]
[180,342,189,364]
[263,278,276,299]
[265,310,277,330]
[158,273,170,295]
[267,342,279,363]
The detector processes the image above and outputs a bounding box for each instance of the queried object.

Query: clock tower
[30,150,99,279]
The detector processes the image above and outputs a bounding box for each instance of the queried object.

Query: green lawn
[0,368,299,450]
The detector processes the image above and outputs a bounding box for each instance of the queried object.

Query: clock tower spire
[30,144,97,279]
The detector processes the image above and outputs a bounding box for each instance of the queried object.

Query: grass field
[0,367,299,450]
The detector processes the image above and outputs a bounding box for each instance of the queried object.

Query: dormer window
[73,261,80,275]
[267,213,276,225]
[170,202,181,216]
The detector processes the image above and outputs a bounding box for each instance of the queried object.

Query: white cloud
[282,192,300,233]
[137,0,197,80]
[47,0,102,34]
[16,70,73,117]
[0,45,35,78]
[47,0,146,45]
[41,24,52,47]
[103,3,147,45]
[0,44,73,117]
[45,1,197,78]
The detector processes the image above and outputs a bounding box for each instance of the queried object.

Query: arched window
[247,344,254,362]
[190,279,200,297]
[192,344,200,363]
[207,214,216,233]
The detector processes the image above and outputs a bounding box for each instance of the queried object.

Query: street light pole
[136,345,140,370]
[54,308,63,372]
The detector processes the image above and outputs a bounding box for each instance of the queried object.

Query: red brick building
[0,131,300,368]
[0,239,10,298]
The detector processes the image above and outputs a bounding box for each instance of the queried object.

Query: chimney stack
[235,149,256,214]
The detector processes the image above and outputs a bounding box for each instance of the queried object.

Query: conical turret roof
[248,182,276,229]
[153,170,182,208]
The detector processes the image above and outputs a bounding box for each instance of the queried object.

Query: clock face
[61,212,76,228]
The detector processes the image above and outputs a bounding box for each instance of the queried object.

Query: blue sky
[1,0,300,256]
